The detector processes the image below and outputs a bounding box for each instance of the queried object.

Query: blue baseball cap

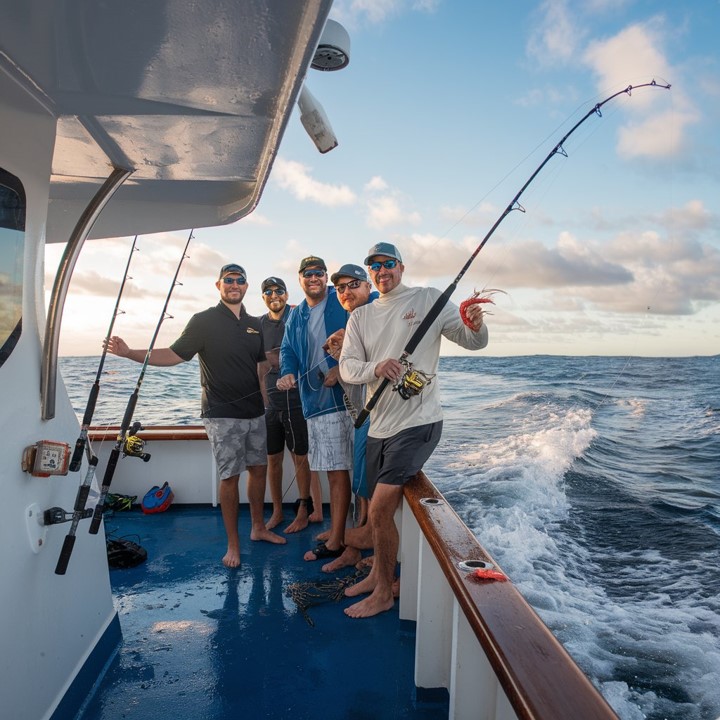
[364,242,402,265]
[330,264,368,285]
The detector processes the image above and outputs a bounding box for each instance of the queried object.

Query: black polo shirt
[170,303,265,419]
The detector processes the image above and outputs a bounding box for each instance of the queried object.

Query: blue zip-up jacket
[280,287,348,419]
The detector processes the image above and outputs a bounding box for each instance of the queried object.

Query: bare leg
[309,471,324,523]
[219,474,241,567]
[247,464,285,545]
[344,523,372,550]
[322,545,362,573]
[305,469,350,560]
[284,453,311,533]
[355,496,369,527]
[265,452,284,530]
[345,484,402,618]
[322,521,373,571]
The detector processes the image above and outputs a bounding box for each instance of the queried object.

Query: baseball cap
[261,276,287,293]
[330,264,368,285]
[298,255,327,272]
[364,242,403,265]
[219,263,246,279]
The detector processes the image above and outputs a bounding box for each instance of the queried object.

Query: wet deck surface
[81,505,448,720]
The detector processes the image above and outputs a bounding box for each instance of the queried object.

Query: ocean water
[60,354,720,720]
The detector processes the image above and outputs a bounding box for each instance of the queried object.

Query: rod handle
[55,535,76,575]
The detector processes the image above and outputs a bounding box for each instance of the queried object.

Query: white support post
[414,533,453,690]
[399,498,419,621]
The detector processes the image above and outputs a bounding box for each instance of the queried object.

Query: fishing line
[88,230,194,535]
[55,236,140,575]
[354,81,672,429]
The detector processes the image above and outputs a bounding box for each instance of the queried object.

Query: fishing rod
[54,237,140,573]
[69,236,139,472]
[88,230,193,535]
[354,80,671,429]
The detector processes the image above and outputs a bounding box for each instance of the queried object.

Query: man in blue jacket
[277,256,352,561]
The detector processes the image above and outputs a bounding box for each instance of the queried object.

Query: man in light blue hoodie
[278,256,351,562]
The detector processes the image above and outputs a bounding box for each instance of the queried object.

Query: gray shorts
[307,411,354,472]
[203,416,267,481]
[366,421,443,492]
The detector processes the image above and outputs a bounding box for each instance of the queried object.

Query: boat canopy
[0,0,333,241]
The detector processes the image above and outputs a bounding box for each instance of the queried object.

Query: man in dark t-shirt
[259,276,316,534]
[106,263,286,567]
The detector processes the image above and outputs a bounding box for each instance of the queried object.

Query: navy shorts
[265,405,309,456]
[366,421,443,494]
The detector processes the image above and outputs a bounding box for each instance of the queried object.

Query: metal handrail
[41,166,132,419]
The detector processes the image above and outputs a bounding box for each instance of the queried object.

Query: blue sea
[60,354,720,720]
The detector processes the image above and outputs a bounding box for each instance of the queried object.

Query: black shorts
[265,405,309,456]
[366,420,443,494]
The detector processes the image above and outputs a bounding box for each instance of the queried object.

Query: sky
[46,0,720,357]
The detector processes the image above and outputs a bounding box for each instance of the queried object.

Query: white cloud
[365,176,388,192]
[527,0,583,66]
[366,196,421,229]
[582,23,698,158]
[272,158,356,206]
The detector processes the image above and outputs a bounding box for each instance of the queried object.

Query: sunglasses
[263,288,285,296]
[334,279,362,293]
[368,259,398,272]
[302,269,326,278]
[222,276,246,285]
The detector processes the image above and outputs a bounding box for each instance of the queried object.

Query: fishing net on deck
[286,566,369,627]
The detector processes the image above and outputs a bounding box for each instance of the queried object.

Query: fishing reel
[393,360,434,400]
[122,422,151,462]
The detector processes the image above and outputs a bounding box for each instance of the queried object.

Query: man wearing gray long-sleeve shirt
[338,242,489,618]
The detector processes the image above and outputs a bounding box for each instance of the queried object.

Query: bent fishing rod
[55,236,139,573]
[88,230,193,535]
[354,80,671,429]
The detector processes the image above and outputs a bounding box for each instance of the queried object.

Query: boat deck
[80,505,448,720]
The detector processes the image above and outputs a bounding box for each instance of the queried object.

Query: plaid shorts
[307,411,353,472]
[203,416,267,480]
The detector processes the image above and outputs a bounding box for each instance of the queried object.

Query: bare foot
[392,578,400,598]
[322,546,361,573]
[222,549,241,568]
[284,514,309,534]
[356,555,374,571]
[265,511,284,531]
[250,528,287,545]
[308,509,324,523]
[315,530,330,542]
[344,573,376,597]
[344,589,395,618]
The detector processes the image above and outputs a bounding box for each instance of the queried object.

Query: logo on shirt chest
[402,308,419,327]
[246,327,260,334]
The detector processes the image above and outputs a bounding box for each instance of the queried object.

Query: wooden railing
[402,472,618,720]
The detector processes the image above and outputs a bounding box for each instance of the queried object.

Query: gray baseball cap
[330,264,368,285]
[364,242,402,265]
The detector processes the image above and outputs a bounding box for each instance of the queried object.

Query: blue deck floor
[81,505,448,720]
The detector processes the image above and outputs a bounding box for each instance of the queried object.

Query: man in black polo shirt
[106,263,285,567]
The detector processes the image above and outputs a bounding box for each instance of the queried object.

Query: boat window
[0,168,25,369]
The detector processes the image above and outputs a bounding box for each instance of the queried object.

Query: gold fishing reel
[394,360,435,400]
[121,422,151,462]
